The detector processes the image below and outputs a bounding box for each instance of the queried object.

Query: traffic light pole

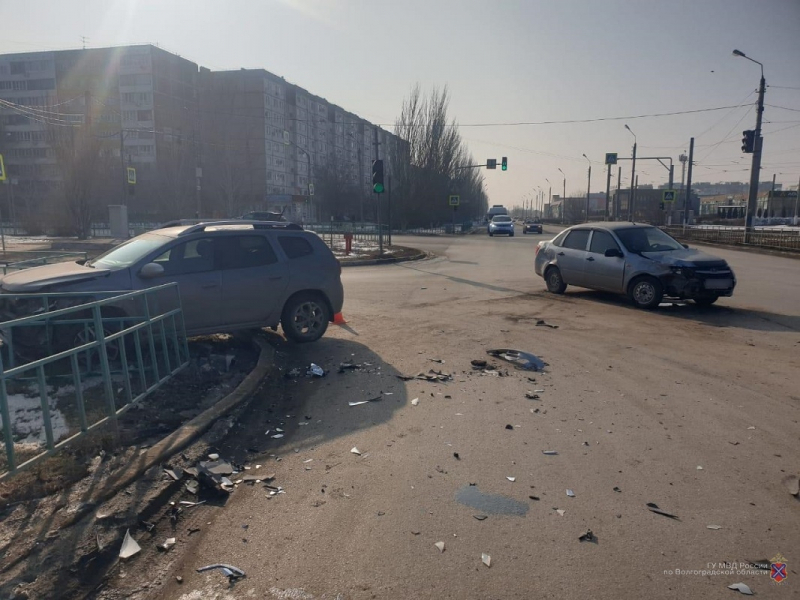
[605,164,612,221]
[745,72,766,243]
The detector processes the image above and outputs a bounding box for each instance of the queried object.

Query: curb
[341,251,428,267]
[2,337,275,573]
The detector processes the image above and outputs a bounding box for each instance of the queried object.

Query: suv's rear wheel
[629,276,663,309]
[545,267,567,294]
[281,292,330,343]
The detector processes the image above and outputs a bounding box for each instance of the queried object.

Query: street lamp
[624,124,637,221]
[732,48,766,241]
[582,154,592,223]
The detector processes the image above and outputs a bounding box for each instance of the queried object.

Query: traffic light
[741,130,755,154]
[501,156,507,171]
[372,159,384,193]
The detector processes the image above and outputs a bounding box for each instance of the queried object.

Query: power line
[766,104,800,113]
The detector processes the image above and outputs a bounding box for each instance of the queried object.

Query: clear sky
[2,0,799,208]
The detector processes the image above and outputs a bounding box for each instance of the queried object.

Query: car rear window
[279,236,314,259]
[221,235,278,269]
[563,229,590,250]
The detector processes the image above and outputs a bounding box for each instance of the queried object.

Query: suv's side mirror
[604,248,623,258]
[682,243,689,249]
[139,262,165,279]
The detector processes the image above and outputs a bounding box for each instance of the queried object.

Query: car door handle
[201,283,219,289]
[557,252,565,256]
[586,257,595,262]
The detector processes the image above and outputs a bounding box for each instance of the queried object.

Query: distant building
[0,45,407,227]
[0,45,200,223]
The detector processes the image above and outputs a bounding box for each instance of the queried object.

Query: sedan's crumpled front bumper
[661,266,736,298]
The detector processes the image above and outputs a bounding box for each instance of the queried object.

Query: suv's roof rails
[176,220,304,236]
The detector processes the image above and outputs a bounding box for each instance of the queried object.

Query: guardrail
[663,226,800,252]
[0,283,189,481]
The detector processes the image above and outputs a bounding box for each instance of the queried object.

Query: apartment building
[0,45,405,226]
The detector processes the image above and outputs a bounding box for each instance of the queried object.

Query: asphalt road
[149,231,798,600]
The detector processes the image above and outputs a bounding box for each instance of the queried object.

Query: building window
[10,62,25,75]
[137,109,153,121]
[27,79,55,91]
[122,110,137,122]
[13,81,26,90]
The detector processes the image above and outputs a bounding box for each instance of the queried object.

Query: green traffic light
[501,156,508,171]
[373,183,384,194]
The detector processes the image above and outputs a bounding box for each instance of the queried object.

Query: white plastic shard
[435,541,445,552]
[119,529,141,559]
[482,553,491,567]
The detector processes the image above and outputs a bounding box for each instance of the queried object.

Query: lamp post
[733,49,765,242]
[624,124,637,221]
[582,154,592,223]
[545,178,552,219]
[558,168,566,223]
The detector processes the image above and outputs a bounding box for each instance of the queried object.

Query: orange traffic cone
[333,312,347,325]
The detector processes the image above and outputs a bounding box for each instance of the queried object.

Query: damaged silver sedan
[534,223,736,308]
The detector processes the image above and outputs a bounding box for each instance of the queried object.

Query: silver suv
[0,221,344,342]
[534,223,735,308]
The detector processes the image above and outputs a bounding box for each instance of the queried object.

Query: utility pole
[769,173,776,220]
[683,137,694,230]
[731,49,766,242]
[582,154,591,223]
[605,163,612,221]
[388,173,392,247]
[794,175,800,226]
[374,127,382,254]
[615,167,622,221]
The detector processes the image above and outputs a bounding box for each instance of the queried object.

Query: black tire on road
[281,292,331,343]
[628,276,664,309]
[694,295,719,307]
[545,267,567,294]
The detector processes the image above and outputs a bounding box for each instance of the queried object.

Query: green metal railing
[0,283,189,481]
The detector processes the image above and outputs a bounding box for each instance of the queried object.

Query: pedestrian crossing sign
[662,189,677,203]
[449,195,460,206]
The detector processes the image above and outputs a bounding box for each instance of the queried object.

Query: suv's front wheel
[281,292,330,343]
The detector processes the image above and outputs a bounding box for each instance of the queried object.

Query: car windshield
[493,216,512,223]
[88,234,172,269]
[615,227,684,253]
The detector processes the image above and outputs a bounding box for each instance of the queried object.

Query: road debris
[613,487,622,493]
[473,515,488,521]
[505,424,514,430]
[707,525,722,530]
[196,563,246,581]
[529,495,540,501]
[349,395,382,407]
[525,392,540,399]
[119,529,141,559]
[556,509,565,516]
[397,370,453,382]
[578,529,597,543]
[646,502,679,520]
[338,362,361,373]
[542,450,558,456]
[482,553,492,567]
[307,363,326,377]
[727,583,753,595]
[782,474,800,497]
[185,480,199,495]
[506,476,516,482]
[535,319,559,329]
[453,452,460,460]
[411,398,419,406]
[435,541,446,553]
[164,468,183,481]
[471,359,487,368]
[486,349,548,371]
[429,358,445,364]
[271,434,284,439]
[285,368,302,379]
[157,537,176,552]
[566,489,575,497]
[351,447,362,456]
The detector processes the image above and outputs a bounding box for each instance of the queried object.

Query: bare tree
[49,124,107,238]
[392,85,487,228]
